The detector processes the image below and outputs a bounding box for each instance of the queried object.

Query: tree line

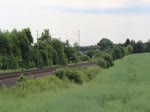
[0,28,79,69]
[0,28,150,70]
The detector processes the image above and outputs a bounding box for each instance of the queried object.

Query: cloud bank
[0,0,150,45]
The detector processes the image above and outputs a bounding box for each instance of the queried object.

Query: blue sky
[0,0,150,45]
[45,5,150,14]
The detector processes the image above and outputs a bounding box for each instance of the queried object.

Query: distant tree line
[0,28,150,70]
[83,38,150,69]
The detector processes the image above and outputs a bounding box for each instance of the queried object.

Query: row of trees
[0,28,150,70]
[84,38,150,69]
[123,38,150,53]
[0,29,79,69]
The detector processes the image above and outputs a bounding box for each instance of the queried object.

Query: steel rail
[0,62,96,81]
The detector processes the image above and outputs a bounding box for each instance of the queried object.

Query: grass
[1,53,150,112]
[0,68,37,74]
[0,68,24,74]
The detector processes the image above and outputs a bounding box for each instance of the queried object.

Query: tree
[97,58,107,68]
[51,39,67,65]
[80,55,90,61]
[134,41,144,53]
[64,40,78,63]
[145,40,150,52]
[124,38,130,47]
[33,41,53,67]
[127,45,133,54]
[17,31,30,67]
[97,38,113,51]
[85,48,95,58]
[112,46,123,60]
[39,29,52,42]
[23,28,33,44]
[94,50,102,58]
[0,32,10,55]
[102,53,114,68]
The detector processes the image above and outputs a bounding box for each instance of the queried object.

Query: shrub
[94,50,102,58]
[112,46,123,60]
[17,74,27,82]
[55,68,87,84]
[103,54,114,68]
[55,68,66,79]
[127,45,133,54]
[67,71,84,84]
[81,66,100,80]
[97,58,107,68]
[28,61,35,68]
[80,55,90,61]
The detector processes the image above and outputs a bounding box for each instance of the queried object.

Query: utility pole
[77,30,80,62]
[77,30,80,47]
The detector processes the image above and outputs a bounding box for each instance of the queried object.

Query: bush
[97,58,107,68]
[17,74,27,82]
[28,61,35,68]
[103,54,114,68]
[55,68,87,84]
[80,55,90,61]
[112,46,123,60]
[55,68,66,79]
[68,71,84,84]
[81,66,101,80]
[127,45,133,54]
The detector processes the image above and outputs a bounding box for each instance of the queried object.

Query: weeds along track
[0,62,96,86]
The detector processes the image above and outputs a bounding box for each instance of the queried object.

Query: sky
[0,0,150,46]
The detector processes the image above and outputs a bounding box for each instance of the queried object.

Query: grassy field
[1,53,150,112]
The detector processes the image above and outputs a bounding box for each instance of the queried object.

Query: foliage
[38,29,52,42]
[55,68,88,84]
[134,41,144,53]
[85,48,95,58]
[94,50,102,58]
[80,55,90,61]
[145,40,150,52]
[1,54,150,112]
[0,27,150,71]
[51,39,67,65]
[23,28,33,44]
[17,74,27,82]
[112,46,123,60]
[102,53,114,68]
[97,38,113,51]
[124,38,130,47]
[97,58,107,68]
[0,29,80,69]
[64,40,79,63]
[126,45,133,54]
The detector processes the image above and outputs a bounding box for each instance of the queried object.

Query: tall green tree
[124,38,130,47]
[51,39,67,65]
[85,48,95,58]
[134,41,144,53]
[112,46,123,60]
[64,40,78,63]
[39,29,52,42]
[97,38,113,51]
[23,28,33,44]
[145,40,150,52]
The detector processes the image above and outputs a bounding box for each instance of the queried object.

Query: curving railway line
[0,62,97,86]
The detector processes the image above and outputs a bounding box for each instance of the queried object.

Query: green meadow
[1,53,150,112]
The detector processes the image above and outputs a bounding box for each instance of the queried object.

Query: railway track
[0,62,96,86]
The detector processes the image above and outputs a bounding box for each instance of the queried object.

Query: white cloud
[0,0,150,45]
[29,0,150,8]
[1,0,149,9]
[28,0,136,9]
